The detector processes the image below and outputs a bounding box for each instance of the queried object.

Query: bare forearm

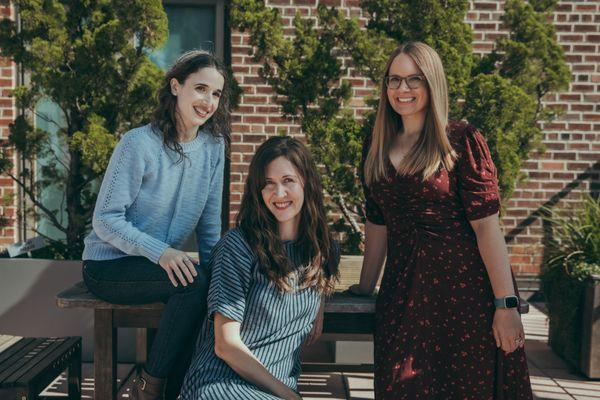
[218,344,297,399]
[359,221,387,293]
[472,215,515,298]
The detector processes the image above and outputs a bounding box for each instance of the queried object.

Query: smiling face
[170,67,225,136]
[261,156,305,239]
[386,53,429,120]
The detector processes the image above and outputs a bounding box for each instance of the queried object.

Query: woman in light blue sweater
[82,50,231,400]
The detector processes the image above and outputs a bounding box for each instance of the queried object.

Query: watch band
[494,295,519,309]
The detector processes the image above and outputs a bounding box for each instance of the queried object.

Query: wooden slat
[0,338,38,382]
[0,338,48,384]
[16,338,80,392]
[56,281,164,310]
[0,336,22,355]
[3,338,70,385]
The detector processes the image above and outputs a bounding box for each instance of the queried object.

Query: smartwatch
[494,295,519,309]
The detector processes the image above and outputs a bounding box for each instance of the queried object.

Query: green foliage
[70,114,119,174]
[541,196,600,367]
[463,73,541,200]
[231,0,569,252]
[231,0,569,251]
[0,0,168,258]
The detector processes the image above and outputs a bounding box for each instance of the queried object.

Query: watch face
[506,296,519,308]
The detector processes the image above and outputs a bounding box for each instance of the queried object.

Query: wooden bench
[0,335,81,400]
[55,255,528,400]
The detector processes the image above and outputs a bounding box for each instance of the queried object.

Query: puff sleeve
[456,125,501,221]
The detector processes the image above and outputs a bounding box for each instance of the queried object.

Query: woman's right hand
[158,248,199,287]
[348,283,373,296]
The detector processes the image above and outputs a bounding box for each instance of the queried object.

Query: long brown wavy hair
[152,50,231,163]
[237,136,339,294]
[364,42,456,185]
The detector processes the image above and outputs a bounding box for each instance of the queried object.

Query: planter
[580,274,600,378]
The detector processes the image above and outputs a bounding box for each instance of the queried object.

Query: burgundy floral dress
[362,121,532,399]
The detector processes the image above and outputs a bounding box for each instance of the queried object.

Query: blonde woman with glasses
[350,42,533,399]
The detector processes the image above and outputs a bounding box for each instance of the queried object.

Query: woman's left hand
[306,301,325,346]
[492,308,525,354]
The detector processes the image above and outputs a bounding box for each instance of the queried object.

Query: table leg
[95,309,117,400]
[68,341,82,399]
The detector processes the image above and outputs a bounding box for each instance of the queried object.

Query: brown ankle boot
[131,369,166,400]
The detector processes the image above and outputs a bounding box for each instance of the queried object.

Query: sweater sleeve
[92,132,170,263]
[195,140,225,264]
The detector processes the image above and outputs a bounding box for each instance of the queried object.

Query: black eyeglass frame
[385,74,427,90]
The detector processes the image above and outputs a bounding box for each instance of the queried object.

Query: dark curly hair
[152,50,231,162]
[236,136,339,294]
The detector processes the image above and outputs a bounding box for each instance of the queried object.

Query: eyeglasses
[385,74,426,90]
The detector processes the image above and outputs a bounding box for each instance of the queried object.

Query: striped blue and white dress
[180,228,324,400]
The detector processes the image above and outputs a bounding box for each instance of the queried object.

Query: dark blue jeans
[82,256,209,380]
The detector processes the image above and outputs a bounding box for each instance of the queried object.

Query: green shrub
[541,196,600,366]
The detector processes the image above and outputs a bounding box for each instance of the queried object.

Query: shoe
[131,368,166,400]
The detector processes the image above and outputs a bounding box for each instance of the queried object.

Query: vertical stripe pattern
[180,228,322,399]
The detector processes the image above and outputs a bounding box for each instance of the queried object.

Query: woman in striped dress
[180,136,340,400]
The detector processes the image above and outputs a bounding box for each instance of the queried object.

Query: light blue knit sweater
[82,123,224,265]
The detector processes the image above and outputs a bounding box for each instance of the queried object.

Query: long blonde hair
[364,42,455,186]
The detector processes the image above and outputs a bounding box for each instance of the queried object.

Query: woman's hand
[306,301,324,346]
[348,284,373,296]
[158,248,199,287]
[492,308,525,354]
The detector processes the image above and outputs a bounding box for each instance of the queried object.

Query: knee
[179,264,209,297]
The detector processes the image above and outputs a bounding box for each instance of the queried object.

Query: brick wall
[229,0,600,274]
[0,2,17,248]
[0,1,597,272]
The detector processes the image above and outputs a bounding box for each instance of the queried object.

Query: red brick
[567,143,590,150]
[243,134,267,143]
[565,54,583,62]
[568,123,592,130]
[583,114,600,121]
[571,104,594,111]
[559,94,581,101]
[559,34,584,42]
[543,182,566,190]
[574,25,597,33]
[587,35,600,43]
[573,45,597,52]
[567,162,592,170]
[243,115,267,124]
[474,22,497,30]
[474,2,498,11]
[552,152,576,160]
[555,24,573,33]
[243,95,269,104]
[579,153,600,161]
[555,4,572,12]
[575,4,597,12]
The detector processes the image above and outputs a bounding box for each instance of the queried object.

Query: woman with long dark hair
[180,136,339,400]
[82,50,231,400]
[351,42,532,399]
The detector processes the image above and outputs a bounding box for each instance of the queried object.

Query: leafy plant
[541,195,600,366]
[0,0,168,258]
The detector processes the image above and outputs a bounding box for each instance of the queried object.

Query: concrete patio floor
[39,303,600,399]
